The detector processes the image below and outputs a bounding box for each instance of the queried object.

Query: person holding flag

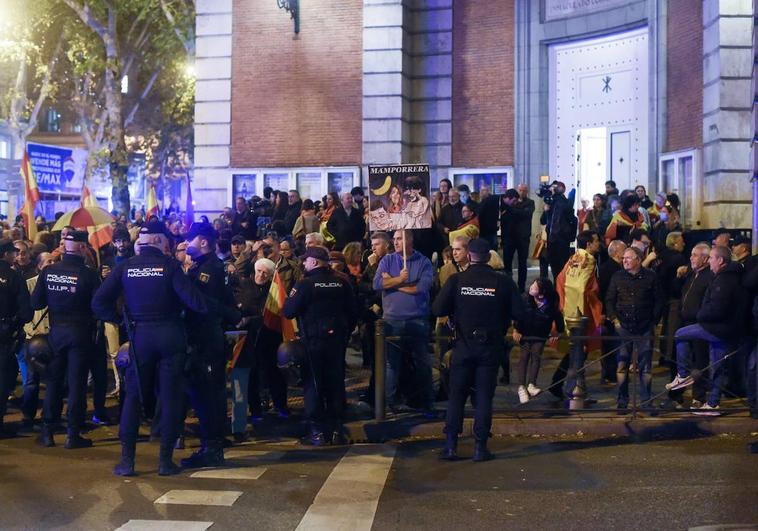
[146,183,160,219]
[19,149,41,242]
[284,246,357,446]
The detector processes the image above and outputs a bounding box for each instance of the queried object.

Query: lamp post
[276,0,300,34]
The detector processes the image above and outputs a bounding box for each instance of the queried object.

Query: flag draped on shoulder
[19,149,40,241]
[263,270,297,341]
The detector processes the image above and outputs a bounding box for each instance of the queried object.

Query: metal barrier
[370,319,758,421]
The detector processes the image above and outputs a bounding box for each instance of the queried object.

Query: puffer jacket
[696,261,744,340]
[605,267,663,333]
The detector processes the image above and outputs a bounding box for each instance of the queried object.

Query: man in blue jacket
[373,229,435,415]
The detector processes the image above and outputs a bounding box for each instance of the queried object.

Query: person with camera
[284,246,357,446]
[432,238,523,461]
[539,181,577,281]
[0,239,32,438]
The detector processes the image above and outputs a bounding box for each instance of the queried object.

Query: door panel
[610,131,631,190]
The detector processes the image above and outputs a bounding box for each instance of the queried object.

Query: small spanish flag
[263,270,297,341]
[146,183,159,218]
[81,183,98,208]
[19,149,40,241]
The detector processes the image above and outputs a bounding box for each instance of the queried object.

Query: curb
[344,414,758,443]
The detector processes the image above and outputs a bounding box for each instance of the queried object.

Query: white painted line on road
[154,489,243,507]
[190,467,268,480]
[224,450,285,460]
[295,444,396,531]
[115,520,213,531]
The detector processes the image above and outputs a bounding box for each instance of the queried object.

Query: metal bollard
[374,319,386,421]
[564,310,589,410]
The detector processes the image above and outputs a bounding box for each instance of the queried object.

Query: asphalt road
[1,425,757,531]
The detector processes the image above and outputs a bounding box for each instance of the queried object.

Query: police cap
[468,238,490,256]
[302,246,329,262]
[186,221,217,243]
[0,238,15,255]
[63,230,89,243]
[140,220,168,237]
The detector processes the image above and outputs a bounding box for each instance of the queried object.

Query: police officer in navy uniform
[0,239,32,438]
[31,230,99,449]
[284,246,357,445]
[432,238,523,461]
[181,222,240,468]
[93,221,207,476]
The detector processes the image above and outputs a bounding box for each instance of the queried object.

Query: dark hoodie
[696,261,744,340]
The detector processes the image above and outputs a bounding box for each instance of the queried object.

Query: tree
[60,0,194,216]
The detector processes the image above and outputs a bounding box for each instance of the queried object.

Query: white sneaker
[527,383,541,397]
[666,374,694,391]
[517,385,530,404]
[692,404,720,416]
[690,399,703,409]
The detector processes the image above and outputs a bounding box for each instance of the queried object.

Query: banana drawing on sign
[367,164,432,232]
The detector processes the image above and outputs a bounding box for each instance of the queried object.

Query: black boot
[472,439,494,462]
[65,433,93,449]
[331,424,349,446]
[300,427,329,447]
[37,424,55,447]
[181,439,225,469]
[114,443,136,476]
[439,432,459,461]
[158,444,181,476]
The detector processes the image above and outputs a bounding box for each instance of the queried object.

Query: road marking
[154,490,243,507]
[224,450,285,460]
[190,467,268,480]
[115,520,213,531]
[295,444,396,531]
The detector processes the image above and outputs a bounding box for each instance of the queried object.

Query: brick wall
[666,0,703,152]
[452,0,515,167]
[231,0,362,167]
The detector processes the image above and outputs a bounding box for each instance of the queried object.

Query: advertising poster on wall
[368,164,432,231]
[26,142,87,195]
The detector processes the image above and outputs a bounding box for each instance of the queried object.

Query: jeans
[384,318,434,410]
[16,344,40,420]
[502,236,530,292]
[675,323,729,407]
[516,341,545,386]
[616,326,653,406]
[230,367,251,434]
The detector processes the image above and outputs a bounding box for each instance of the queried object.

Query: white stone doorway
[549,27,649,204]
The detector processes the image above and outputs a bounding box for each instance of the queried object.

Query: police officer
[0,239,32,438]
[93,221,207,476]
[432,238,523,461]
[181,222,240,468]
[31,230,99,449]
[283,246,357,445]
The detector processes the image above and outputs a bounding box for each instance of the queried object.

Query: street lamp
[276,0,299,34]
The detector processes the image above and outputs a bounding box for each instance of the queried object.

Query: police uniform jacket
[432,263,523,346]
[32,254,99,327]
[186,252,241,337]
[92,246,207,323]
[283,266,357,341]
[0,260,32,339]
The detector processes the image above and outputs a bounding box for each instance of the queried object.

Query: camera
[536,182,554,205]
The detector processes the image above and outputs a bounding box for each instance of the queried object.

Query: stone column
[702,0,754,228]
[362,0,408,177]
[193,0,233,215]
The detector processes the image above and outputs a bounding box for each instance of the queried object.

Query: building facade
[193,0,756,230]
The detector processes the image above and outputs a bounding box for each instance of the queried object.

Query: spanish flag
[19,150,40,241]
[146,183,159,218]
[263,270,297,341]
[81,183,98,208]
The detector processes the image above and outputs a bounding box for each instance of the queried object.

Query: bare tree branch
[124,68,159,128]
[26,34,64,133]
[61,0,108,40]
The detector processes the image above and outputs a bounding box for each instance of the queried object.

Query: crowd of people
[0,176,757,471]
